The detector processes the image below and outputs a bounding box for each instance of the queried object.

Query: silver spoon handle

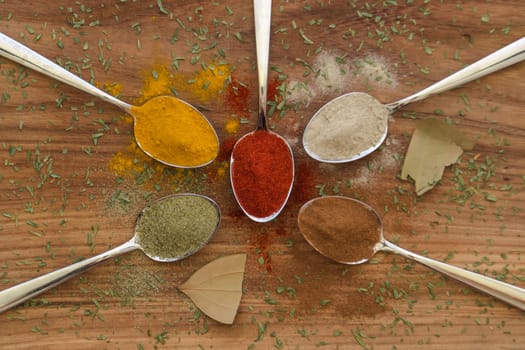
[254,0,272,129]
[0,32,131,112]
[0,240,137,314]
[387,37,525,111]
[381,240,525,311]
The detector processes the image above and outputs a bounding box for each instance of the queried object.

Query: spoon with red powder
[298,196,525,311]
[230,0,294,222]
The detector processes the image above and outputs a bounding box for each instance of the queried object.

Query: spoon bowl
[0,33,219,168]
[303,37,525,163]
[230,0,294,222]
[298,196,525,311]
[230,128,294,222]
[0,193,220,313]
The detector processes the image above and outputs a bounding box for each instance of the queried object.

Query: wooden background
[1,1,524,349]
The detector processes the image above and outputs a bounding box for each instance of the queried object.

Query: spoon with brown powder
[303,37,525,163]
[298,196,525,311]
[0,33,219,168]
[0,194,220,314]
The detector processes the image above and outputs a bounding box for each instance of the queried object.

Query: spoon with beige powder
[303,37,525,163]
[298,196,525,311]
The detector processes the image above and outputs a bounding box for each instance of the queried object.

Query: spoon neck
[254,0,272,131]
[256,108,268,130]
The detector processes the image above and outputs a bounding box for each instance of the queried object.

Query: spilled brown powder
[297,196,381,263]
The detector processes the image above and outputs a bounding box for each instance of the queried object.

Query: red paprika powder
[231,130,294,220]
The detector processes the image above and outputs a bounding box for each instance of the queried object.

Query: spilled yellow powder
[109,142,192,183]
[173,63,231,102]
[216,162,229,178]
[136,64,174,105]
[103,82,123,97]
[225,118,240,134]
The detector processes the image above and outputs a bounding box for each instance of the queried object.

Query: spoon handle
[0,32,131,112]
[254,0,272,129]
[0,240,137,314]
[387,37,525,111]
[381,239,525,311]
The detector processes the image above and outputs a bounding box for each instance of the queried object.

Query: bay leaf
[179,253,247,324]
[401,118,474,196]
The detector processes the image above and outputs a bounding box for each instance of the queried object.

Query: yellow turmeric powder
[131,96,219,168]
[173,63,231,102]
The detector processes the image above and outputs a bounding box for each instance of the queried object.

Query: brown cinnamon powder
[297,196,381,263]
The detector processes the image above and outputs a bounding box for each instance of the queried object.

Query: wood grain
[1,1,524,349]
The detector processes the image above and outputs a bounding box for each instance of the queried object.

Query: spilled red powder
[225,77,250,114]
[217,137,236,162]
[292,160,316,203]
[267,77,281,102]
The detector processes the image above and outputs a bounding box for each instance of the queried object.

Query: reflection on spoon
[0,33,219,168]
[303,37,525,163]
[230,0,294,222]
[0,194,220,314]
[298,196,525,311]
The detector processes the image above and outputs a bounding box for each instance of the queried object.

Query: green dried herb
[136,195,219,259]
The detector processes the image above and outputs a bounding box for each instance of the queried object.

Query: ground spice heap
[303,92,389,161]
[135,195,219,259]
[297,196,381,263]
[131,96,219,168]
[231,130,294,219]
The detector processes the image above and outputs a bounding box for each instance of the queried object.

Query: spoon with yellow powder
[0,33,219,168]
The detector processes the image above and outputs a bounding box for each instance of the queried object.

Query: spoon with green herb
[298,196,525,311]
[0,194,220,314]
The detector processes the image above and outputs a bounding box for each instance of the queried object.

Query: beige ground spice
[303,92,389,161]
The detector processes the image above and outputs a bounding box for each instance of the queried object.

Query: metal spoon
[0,193,220,314]
[303,37,525,163]
[229,0,295,222]
[0,33,219,168]
[298,196,525,311]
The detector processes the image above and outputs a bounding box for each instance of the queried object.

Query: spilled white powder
[302,92,389,162]
[287,51,397,107]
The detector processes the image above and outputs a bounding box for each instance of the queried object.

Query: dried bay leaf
[401,118,474,196]
[179,254,247,324]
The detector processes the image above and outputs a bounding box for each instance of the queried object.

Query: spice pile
[136,194,219,260]
[303,92,389,162]
[132,96,219,168]
[231,130,294,219]
[298,196,381,264]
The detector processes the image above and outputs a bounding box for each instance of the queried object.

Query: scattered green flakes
[299,28,313,45]
[255,320,269,341]
[157,0,169,15]
[320,299,331,306]
[154,330,169,345]
[270,332,284,349]
[481,13,490,23]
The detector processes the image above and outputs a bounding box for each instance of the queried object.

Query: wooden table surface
[1,1,524,349]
